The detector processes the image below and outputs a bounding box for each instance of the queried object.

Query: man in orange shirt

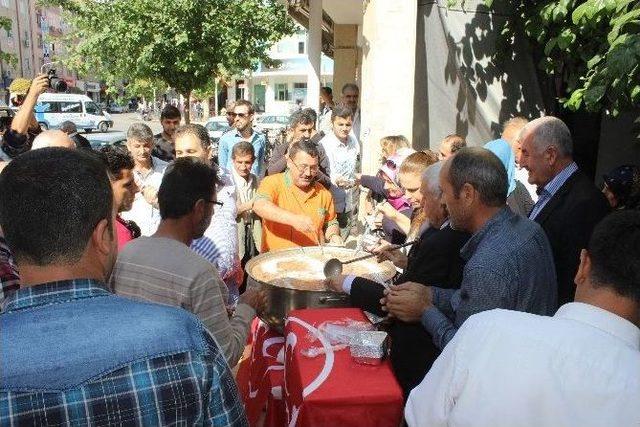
[254,139,343,252]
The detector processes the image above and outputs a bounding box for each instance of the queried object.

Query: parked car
[105,102,129,114]
[86,131,127,150]
[205,117,231,141]
[205,117,231,160]
[254,114,290,134]
[34,93,113,133]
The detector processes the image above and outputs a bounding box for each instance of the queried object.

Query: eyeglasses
[206,200,224,207]
[227,112,249,118]
[290,159,319,173]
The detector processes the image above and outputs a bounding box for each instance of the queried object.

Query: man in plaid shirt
[0,148,248,426]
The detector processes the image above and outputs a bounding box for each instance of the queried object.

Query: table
[284,308,404,427]
[237,309,404,427]
[236,318,287,427]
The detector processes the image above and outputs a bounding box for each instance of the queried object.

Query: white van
[34,93,113,132]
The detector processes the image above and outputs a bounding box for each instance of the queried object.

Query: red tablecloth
[236,319,287,427]
[284,308,404,427]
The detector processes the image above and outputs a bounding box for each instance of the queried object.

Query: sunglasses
[206,200,224,207]
[227,112,250,118]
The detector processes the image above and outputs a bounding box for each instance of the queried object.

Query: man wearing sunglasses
[218,100,267,178]
[254,139,342,251]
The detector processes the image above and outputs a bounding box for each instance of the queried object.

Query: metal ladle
[323,240,417,278]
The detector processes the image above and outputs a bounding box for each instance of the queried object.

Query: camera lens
[50,77,68,92]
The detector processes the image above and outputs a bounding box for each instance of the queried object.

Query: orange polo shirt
[256,171,338,252]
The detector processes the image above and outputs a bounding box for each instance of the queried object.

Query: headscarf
[484,138,516,195]
[603,165,640,209]
[379,153,411,211]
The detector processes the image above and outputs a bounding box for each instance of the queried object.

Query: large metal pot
[246,246,396,332]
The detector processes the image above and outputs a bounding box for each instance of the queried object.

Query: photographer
[0,74,49,162]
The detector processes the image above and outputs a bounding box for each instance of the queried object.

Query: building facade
[0,1,101,103]
[225,27,333,115]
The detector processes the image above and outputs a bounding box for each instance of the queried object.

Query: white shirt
[320,131,360,212]
[120,156,167,236]
[191,170,240,306]
[406,303,640,427]
[351,108,361,143]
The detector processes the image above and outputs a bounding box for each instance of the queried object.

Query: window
[85,102,100,115]
[275,83,290,101]
[298,41,305,54]
[60,102,82,113]
[35,102,59,113]
[293,83,307,89]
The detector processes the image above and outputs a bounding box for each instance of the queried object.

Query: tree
[449,0,640,119]
[43,0,295,123]
[0,16,17,66]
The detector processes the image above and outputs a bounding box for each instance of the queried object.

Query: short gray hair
[526,116,573,157]
[422,161,444,198]
[58,121,77,134]
[447,147,507,207]
[127,123,154,143]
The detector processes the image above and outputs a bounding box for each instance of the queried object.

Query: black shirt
[152,133,175,162]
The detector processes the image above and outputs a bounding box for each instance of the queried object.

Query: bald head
[501,117,529,145]
[32,130,75,150]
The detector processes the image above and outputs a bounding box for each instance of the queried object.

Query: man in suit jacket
[326,161,469,397]
[520,116,610,306]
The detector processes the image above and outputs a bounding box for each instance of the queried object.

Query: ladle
[323,240,417,278]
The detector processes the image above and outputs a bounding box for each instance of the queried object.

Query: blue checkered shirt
[0,279,248,426]
[528,162,578,220]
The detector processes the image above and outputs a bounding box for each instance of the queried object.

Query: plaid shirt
[0,236,19,309]
[0,279,248,426]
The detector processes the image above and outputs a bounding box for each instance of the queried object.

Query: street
[83,112,209,146]
[82,112,163,142]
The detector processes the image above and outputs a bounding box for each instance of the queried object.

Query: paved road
[81,112,162,145]
[83,112,211,146]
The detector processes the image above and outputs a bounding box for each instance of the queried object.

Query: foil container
[350,331,389,365]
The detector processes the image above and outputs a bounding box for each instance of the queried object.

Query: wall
[333,24,359,95]
[360,0,417,174]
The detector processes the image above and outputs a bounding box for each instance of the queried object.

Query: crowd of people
[1,76,640,426]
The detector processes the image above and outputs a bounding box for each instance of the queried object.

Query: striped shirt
[192,171,242,306]
[109,236,255,367]
[528,162,578,220]
[0,279,248,426]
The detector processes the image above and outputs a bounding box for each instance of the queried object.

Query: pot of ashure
[245,246,396,333]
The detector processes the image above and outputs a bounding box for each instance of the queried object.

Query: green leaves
[46,0,295,118]
[447,0,640,117]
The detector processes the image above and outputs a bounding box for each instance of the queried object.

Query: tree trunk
[183,90,191,124]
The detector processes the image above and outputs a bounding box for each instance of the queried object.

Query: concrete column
[333,24,358,94]
[360,0,417,174]
[227,82,236,104]
[306,0,322,113]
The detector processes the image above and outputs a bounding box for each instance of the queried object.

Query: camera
[47,69,67,92]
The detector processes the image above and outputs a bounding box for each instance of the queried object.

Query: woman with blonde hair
[376,151,439,241]
[380,135,414,160]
